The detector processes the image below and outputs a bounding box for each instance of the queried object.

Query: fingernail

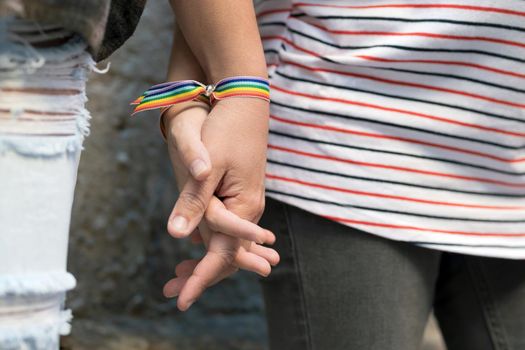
[165,290,178,298]
[171,216,188,233]
[187,299,195,309]
[190,159,207,178]
[260,270,271,278]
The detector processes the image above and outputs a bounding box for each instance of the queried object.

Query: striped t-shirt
[256,0,525,259]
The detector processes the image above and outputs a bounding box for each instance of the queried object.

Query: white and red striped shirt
[256,0,525,258]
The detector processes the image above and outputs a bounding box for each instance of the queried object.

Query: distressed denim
[0,0,146,61]
[259,197,525,350]
[0,16,95,349]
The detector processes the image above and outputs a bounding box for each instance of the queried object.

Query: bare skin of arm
[170,0,268,82]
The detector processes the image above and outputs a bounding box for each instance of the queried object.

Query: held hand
[163,213,279,311]
[162,99,280,310]
[164,101,274,244]
[166,98,271,239]
[162,102,212,181]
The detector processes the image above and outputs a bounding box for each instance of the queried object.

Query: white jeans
[0,17,95,349]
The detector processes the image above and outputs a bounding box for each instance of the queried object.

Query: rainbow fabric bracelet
[130,76,270,115]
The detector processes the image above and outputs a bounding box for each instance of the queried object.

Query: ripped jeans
[0,17,95,349]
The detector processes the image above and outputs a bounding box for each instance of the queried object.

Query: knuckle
[258,196,266,215]
[204,209,219,229]
[219,252,235,267]
[176,141,193,160]
[167,126,182,148]
[245,194,265,220]
[166,128,177,144]
[178,191,207,214]
[213,249,236,267]
[219,252,235,266]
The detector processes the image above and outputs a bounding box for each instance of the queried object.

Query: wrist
[201,55,268,83]
[212,97,270,123]
[161,100,210,140]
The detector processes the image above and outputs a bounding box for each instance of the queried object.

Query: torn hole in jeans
[0,17,103,158]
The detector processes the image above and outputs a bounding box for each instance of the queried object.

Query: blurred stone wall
[64,1,446,349]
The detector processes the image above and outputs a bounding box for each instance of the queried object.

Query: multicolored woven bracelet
[130,76,270,115]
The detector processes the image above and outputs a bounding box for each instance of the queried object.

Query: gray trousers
[258,197,525,350]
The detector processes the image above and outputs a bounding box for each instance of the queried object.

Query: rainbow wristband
[130,76,270,115]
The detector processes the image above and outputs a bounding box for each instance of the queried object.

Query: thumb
[164,103,211,181]
[167,173,222,238]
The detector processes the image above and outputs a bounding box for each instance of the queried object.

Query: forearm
[170,0,267,82]
[163,23,208,129]
[167,24,207,83]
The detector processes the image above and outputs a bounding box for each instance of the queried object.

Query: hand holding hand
[162,98,279,311]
